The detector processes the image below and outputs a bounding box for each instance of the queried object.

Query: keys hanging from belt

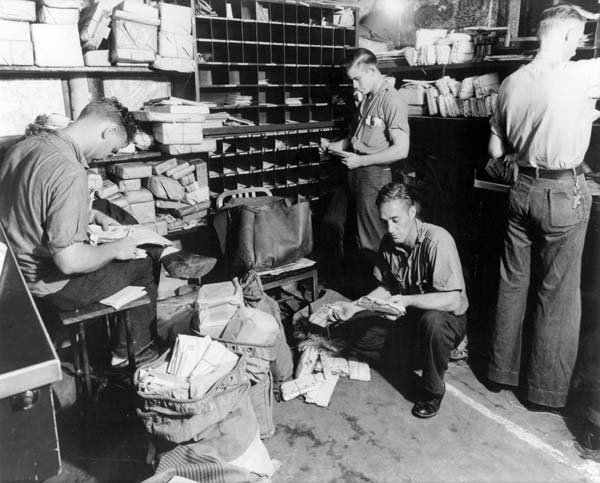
[573,171,583,209]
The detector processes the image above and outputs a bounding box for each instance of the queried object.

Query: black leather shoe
[412,392,444,419]
[162,250,217,280]
[580,424,600,451]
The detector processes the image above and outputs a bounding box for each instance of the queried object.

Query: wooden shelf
[89,151,163,166]
[0,66,182,75]
[380,60,526,75]
[196,15,355,30]
[203,121,340,136]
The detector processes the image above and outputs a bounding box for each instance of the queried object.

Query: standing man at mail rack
[321,48,410,294]
[487,4,598,410]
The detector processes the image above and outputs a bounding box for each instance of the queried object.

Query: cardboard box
[113,162,153,179]
[158,2,191,36]
[117,178,141,191]
[145,104,209,115]
[30,24,83,66]
[111,11,158,59]
[158,31,193,59]
[83,49,110,66]
[38,5,79,24]
[79,2,111,50]
[153,123,203,145]
[160,139,217,155]
[153,158,178,175]
[124,188,154,203]
[116,1,158,20]
[110,48,155,63]
[129,200,156,223]
[194,160,208,187]
[0,19,30,41]
[0,1,35,22]
[152,55,195,73]
[0,39,33,65]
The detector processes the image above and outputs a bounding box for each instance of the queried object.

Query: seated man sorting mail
[333,182,468,418]
[0,98,215,367]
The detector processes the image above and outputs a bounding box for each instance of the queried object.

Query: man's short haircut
[376,182,417,209]
[78,97,137,143]
[342,48,378,71]
[538,3,586,38]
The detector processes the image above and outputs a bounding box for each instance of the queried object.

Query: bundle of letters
[308,296,406,329]
[137,334,239,399]
[400,73,500,118]
[404,30,474,66]
[280,341,371,408]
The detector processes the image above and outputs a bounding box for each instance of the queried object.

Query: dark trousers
[43,200,159,358]
[488,173,591,407]
[320,165,391,294]
[344,308,466,396]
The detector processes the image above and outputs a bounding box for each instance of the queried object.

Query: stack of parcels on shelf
[136,97,219,155]
[224,94,253,107]
[79,1,113,66]
[280,344,371,408]
[401,72,499,118]
[404,30,474,66]
[37,0,80,25]
[153,2,194,73]
[149,157,211,227]
[110,0,159,65]
[0,15,34,66]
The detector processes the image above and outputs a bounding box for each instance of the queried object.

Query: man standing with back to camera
[321,48,410,295]
[487,4,598,427]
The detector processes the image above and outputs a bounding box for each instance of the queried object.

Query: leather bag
[213,196,313,276]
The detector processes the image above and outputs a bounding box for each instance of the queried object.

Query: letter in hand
[331,301,362,322]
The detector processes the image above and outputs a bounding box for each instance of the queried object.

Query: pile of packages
[0,0,195,72]
[404,29,474,66]
[281,338,371,407]
[89,156,210,231]
[400,72,500,118]
[134,97,221,155]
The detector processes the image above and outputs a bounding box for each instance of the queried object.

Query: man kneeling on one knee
[334,182,468,418]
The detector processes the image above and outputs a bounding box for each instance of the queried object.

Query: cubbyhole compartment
[256,1,271,22]
[331,67,347,85]
[210,0,227,18]
[272,44,284,63]
[321,7,334,26]
[263,169,276,189]
[283,3,296,24]
[261,88,284,105]
[309,26,322,45]
[212,43,229,62]
[248,152,262,172]
[309,6,321,26]
[275,168,288,188]
[286,45,299,64]
[271,23,283,43]
[257,24,270,42]
[235,136,251,155]
[286,106,310,123]
[223,176,238,191]
[333,46,345,64]
[322,45,334,66]
[270,2,283,22]
[257,45,271,63]
[197,40,214,63]
[284,66,297,84]
[243,43,257,63]
[264,109,285,125]
[227,1,243,19]
[229,109,260,126]
[296,46,308,65]
[310,85,330,104]
[334,27,345,45]
[235,68,257,84]
[248,135,262,153]
[262,150,277,170]
[228,45,244,63]
[227,20,243,41]
[243,22,257,42]
[284,24,297,44]
[297,67,310,84]
[212,20,228,40]
[297,25,310,44]
[309,46,321,65]
[259,67,284,84]
[207,154,223,178]
[311,104,332,122]
[322,27,333,45]
[220,136,236,155]
[196,18,212,38]
[345,28,356,47]
[241,0,255,20]
[297,4,309,25]
[209,177,224,197]
[223,157,238,176]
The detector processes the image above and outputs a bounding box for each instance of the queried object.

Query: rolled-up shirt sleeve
[429,233,465,294]
[45,171,89,254]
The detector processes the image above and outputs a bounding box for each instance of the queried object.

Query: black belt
[519,164,583,180]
